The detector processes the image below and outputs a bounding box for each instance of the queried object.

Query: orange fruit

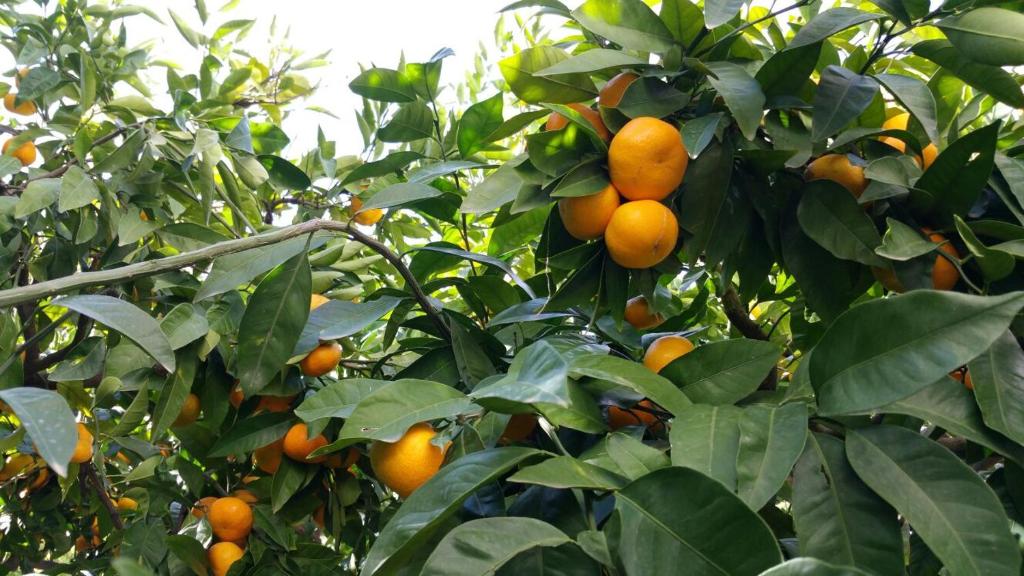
[604,200,679,269]
[599,72,639,108]
[173,393,201,427]
[921,143,939,171]
[207,496,253,542]
[313,505,326,528]
[2,139,35,166]
[643,335,695,374]
[351,196,383,226]
[229,384,244,409]
[253,438,284,474]
[208,541,245,576]
[607,399,663,431]
[310,293,329,310]
[879,112,912,153]
[282,423,328,463]
[951,369,973,391]
[369,422,447,499]
[116,497,138,511]
[28,466,49,491]
[924,228,960,291]
[4,93,36,115]
[558,183,621,241]
[499,414,537,444]
[255,395,295,413]
[15,67,29,87]
[0,453,36,481]
[231,489,259,505]
[75,535,90,552]
[805,154,867,198]
[71,423,94,464]
[608,117,687,201]
[191,496,218,519]
[300,342,342,377]
[326,447,360,469]
[545,102,611,141]
[624,296,664,330]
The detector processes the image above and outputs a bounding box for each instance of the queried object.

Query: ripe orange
[350,196,383,226]
[643,335,695,374]
[208,541,245,576]
[2,139,35,166]
[253,438,284,474]
[282,423,328,463]
[599,72,639,108]
[924,228,960,291]
[3,93,35,115]
[71,423,94,464]
[229,384,244,409]
[191,496,218,519]
[207,496,253,542]
[804,154,867,198]
[300,342,342,377]
[607,399,663,431]
[173,393,201,427]
[921,143,939,171]
[369,422,447,498]
[499,414,537,444]
[558,183,621,241]
[116,497,138,511]
[608,117,687,201]
[27,466,49,491]
[624,296,664,330]
[326,447,360,469]
[0,453,36,481]
[310,293,329,310]
[604,200,679,269]
[545,102,611,142]
[255,395,295,413]
[880,112,939,170]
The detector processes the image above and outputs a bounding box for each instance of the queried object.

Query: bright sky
[131,0,519,155]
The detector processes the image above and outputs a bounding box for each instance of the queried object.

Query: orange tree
[2,0,1024,574]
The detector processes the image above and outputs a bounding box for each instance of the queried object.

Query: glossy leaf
[911,40,1024,108]
[797,180,884,266]
[969,331,1024,447]
[208,412,294,457]
[499,46,596,104]
[195,234,327,301]
[660,338,780,405]
[293,297,402,356]
[362,182,442,211]
[670,404,742,490]
[735,403,808,509]
[337,379,472,443]
[704,62,765,141]
[812,66,878,142]
[509,455,628,490]
[937,8,1024,67]
[55,295,175,372]
[421,517,571,576]
[760,559,872,576]
[790,8,883,49]
[571,0,675,53]
[0,388,76,477]
[569,353,691,417]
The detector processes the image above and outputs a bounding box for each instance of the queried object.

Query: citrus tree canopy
[2,0,1024,574]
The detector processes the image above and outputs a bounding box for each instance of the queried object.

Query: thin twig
[83,463,123,530]
[721,287,779,391]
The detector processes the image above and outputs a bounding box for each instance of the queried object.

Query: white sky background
[128,0,526,156]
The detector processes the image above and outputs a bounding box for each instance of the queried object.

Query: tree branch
[0,219,451,341]
[721,286,778,391]
[83,462,123,530]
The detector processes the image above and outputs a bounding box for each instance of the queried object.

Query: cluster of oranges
[3,68,38,167]
[804,111,959,292]
[552,72,686,270]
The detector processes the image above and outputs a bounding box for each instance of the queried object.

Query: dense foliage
[2,0,1024,574]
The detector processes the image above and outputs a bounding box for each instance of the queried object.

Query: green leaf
[295,378,388,422]
[790,8,883,49]
[606,432,670,479]
[613,77,690,118]
[293,297,402,356]
[484,110,550,143]
[704,0,744,28]
[704,62,765,142]
[508,455,628,490]
[571,0,676,53]
[15,178,60,218]
[379,101,434,143]
[360,447,545,576]
[913,121,999,219]
[362,182,442,211]
[159,303,209,350]
[151,351,196,439]
[117,210,160,246]
[875,218,935,261]
[792,433,903,574]
[812,66,879,142]
[615,467,783,575]
[458,93,504,158]
[847,426,1022,576]
[411,245,534,297]
[167,9,204,47]
[195,233,327,301]
[535,49,647,76]
[681,113,723,159]
[499,46,596,105]
[340,151,424,186]
[17,67,61,101]
[271,456,314,512]
[57,165,99,212]
[969,331,1024,447]
[551,161,609,198]
[756,43,822,100]
[55,295,175,372]
[349,68,416,103]
[811,291,1024,416]
[0,388,76,477]
[258,155,311,190]
[235,252,312,395]
[670,404,742,490]
[954,215,1015,282]
[797,180,885,266]
[461,163,523,214]
[471,341,569,408]
[937,7,1024,67]
[569,353,691,417]
[421,518,571,576]
[736,403,808,509]
[165,535,207,576]
[873,74,939,144]
[760,559,873,576]
[660,339,780,405]
[208,412,294,457]
[336,379,471,443]
[677,142,739,265]
[911,40,1024,108]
